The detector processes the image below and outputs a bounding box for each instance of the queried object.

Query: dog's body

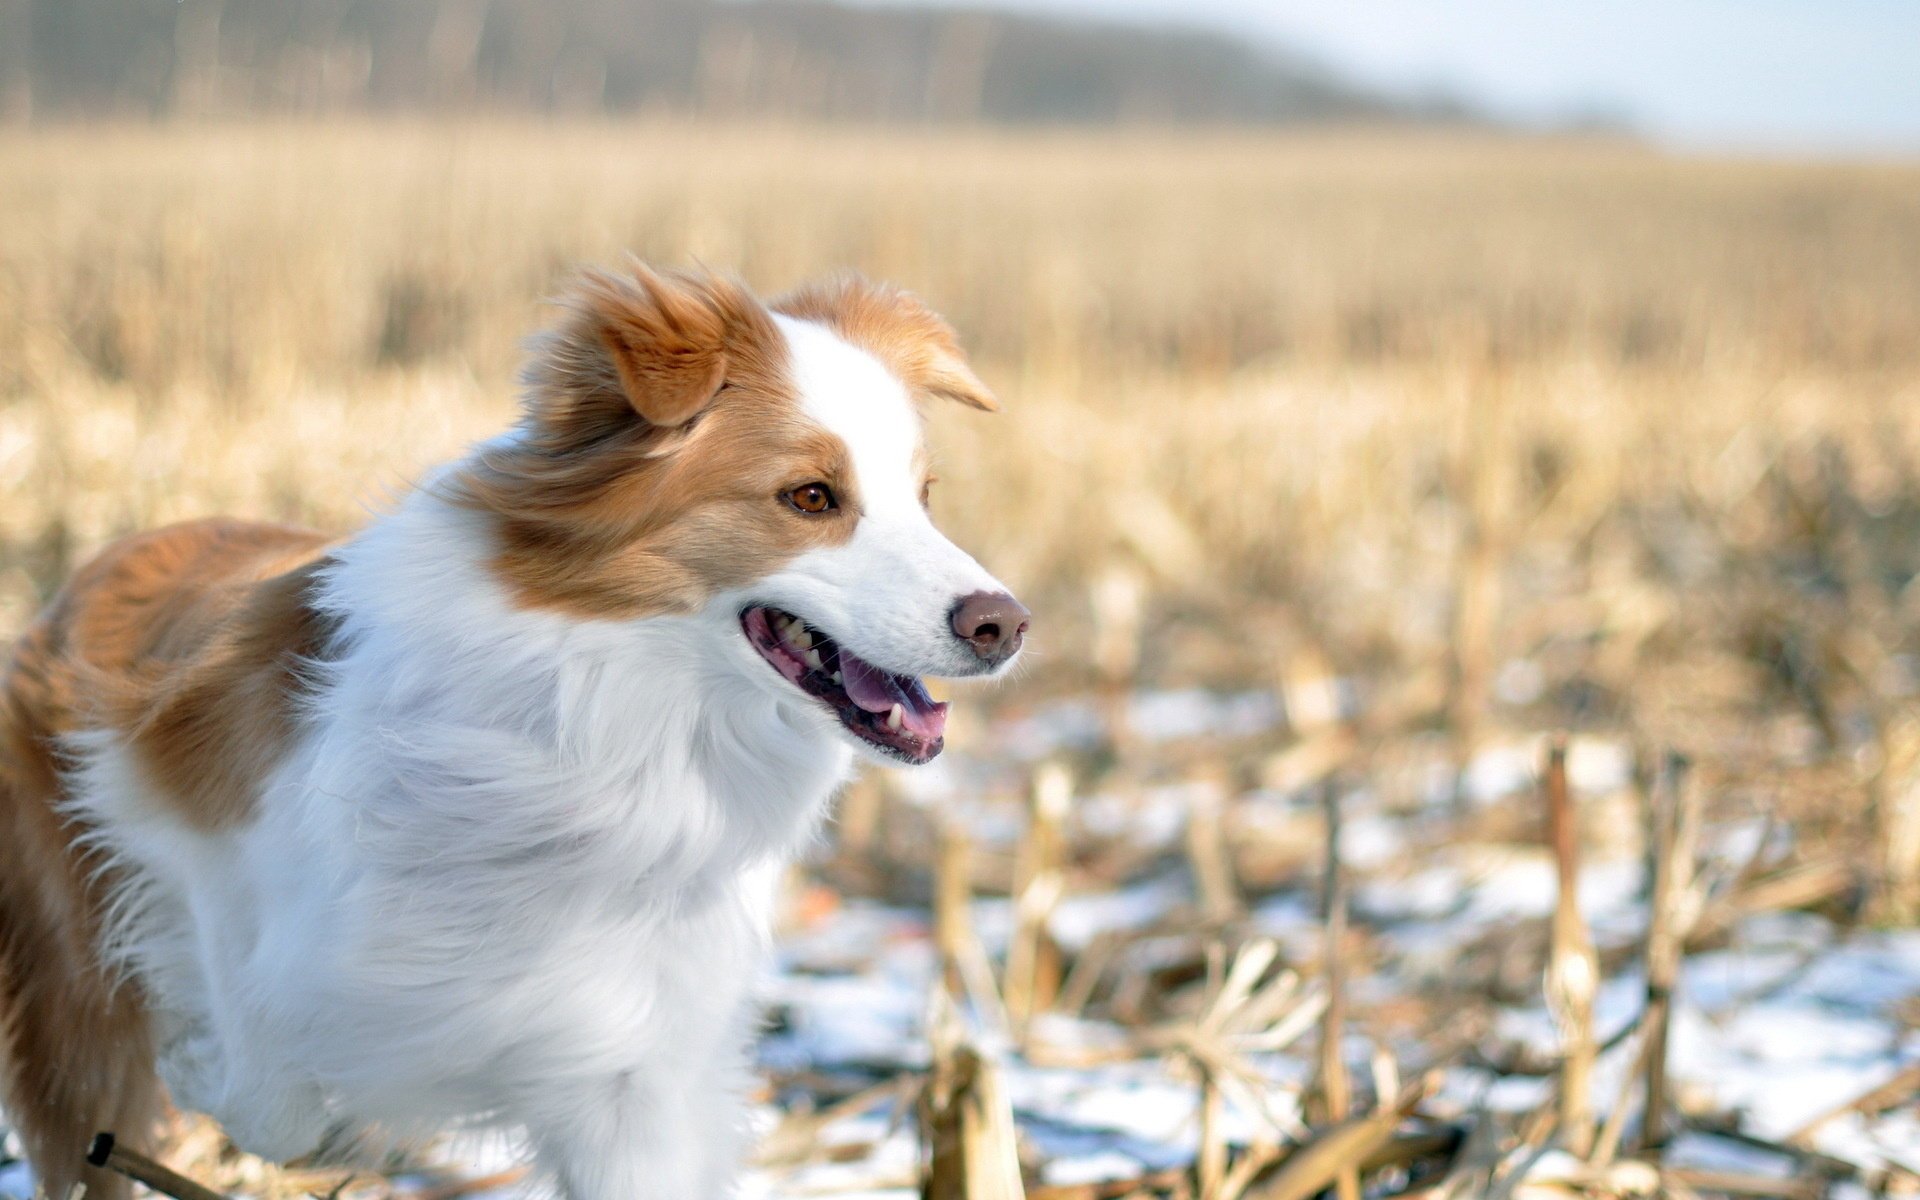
[0,268,1025,1200]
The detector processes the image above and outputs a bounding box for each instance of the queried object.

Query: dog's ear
[912,340,999,413]
[776,276,999,413]
[574,265,735,428]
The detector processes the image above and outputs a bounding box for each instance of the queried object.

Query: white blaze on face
[756,314,1009,676]
[780,316,924,523]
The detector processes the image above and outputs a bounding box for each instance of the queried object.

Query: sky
[855,0,1920,154]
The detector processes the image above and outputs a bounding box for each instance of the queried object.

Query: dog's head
[456,264,1027,764]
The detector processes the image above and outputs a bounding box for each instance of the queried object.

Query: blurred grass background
[4,121,1919,722]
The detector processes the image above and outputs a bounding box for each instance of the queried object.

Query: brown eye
[785,483,837,514]
[920,477,936,509]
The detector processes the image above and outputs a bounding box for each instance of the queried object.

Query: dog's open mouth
[741,606,949,763]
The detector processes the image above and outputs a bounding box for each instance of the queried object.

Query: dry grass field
[3,122,1920,1198]
[4,123,1920,666]
[4,124,1919,692]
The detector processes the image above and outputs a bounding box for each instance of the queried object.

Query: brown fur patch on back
[9,518,338,830]
[107,557,338,830]
[454,266,861,619]
[775,275,999,413]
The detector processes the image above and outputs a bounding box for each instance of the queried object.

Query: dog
[0,264,1028,1200]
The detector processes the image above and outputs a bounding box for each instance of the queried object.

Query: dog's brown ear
[776,276,999,413]
[576,265,734,428]
[915,345,999,413]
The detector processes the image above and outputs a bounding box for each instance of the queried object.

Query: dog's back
[0,518,331,1199]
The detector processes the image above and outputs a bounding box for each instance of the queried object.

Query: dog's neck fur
[316,478,856,898]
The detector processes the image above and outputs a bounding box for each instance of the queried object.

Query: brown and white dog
[0,265,1027,1200]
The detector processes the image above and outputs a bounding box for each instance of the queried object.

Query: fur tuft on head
[524,263,774,441]
[583,264,733,428]
[462,265,780,521]
[776,274,999,413]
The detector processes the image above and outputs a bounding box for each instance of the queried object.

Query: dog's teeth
[792,629,813,650]
[805,649,823,671]
[886,703,904,731]
[832,671,843,685]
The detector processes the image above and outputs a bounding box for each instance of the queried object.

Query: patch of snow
[1041,1150,1143,1186]
[1484,1074,1554,1113]
[996,699,1106,761]
[1462,742,1537,805]
[1793,932,1920,1015]
[1717,1003,1895,1064]
[1356,866,1466,922]
[1661,1131,1797,1177]
[1731,910,1834,954]
[1664,1003,1908,1152]
[0,1159,34,1200]
[779,902,928,975]
[1339,812,1406,871]
[1049,879,1187,952]
[1567,738,1634,794]
[1682,947,1821,1011]
[887,755,963,806]
[767,968,931,1069]
[1810,1107,1920,1176]
[1126,689,1282,743]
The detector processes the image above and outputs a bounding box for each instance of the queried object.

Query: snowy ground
[3,687,1916,1199]
[736,690,1920,1197]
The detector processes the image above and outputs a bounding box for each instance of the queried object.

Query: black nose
[950,591,1030,664]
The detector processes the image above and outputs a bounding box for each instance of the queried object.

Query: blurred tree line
[0,0,1460,125]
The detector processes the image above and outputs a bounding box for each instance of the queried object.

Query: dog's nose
[950,591,1030,663]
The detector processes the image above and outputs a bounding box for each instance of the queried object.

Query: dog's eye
[920,477,936,509]
[785,483,837,514]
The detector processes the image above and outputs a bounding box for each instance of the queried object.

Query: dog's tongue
[841,651,948,740]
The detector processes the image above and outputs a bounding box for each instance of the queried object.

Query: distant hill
[0,0,1471,125]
